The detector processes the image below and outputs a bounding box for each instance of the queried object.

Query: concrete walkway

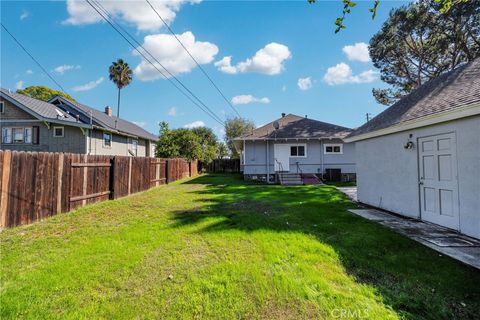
[349,209,480,270]
[337,186,357,201]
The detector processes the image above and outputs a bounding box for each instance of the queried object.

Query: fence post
[0,150,12,228]
[109,157,115,199]
[166,159,170,184]
[56,153,64,214]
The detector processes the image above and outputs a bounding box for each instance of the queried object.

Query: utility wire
[1,23,67,93]
[145,0,241,118]
[86,0,225,126]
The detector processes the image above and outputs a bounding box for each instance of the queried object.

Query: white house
[234,113,356,184]
[345,59,480,239]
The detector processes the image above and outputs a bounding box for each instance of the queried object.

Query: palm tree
[109,59,133,118]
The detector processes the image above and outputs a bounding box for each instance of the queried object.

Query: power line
[86,0,225,126]
[1,23,67,93]
[145,0,241,118]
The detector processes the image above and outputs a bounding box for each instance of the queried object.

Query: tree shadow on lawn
[173,174,480,320]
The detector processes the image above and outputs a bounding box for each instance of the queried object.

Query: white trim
[289,143,307,158]
[103,131,112,148]
[53,126,64,138]
[324,143,343,154]
[345,104,480,142]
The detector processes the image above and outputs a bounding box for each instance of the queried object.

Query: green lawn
[1,174,479,319]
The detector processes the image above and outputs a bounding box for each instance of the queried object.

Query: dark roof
[53,97,157,141]
[236,114,352,140]
[348,59,480,138]
[0,88,81,125]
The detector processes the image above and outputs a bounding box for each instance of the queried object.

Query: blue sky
[1,0,408,138]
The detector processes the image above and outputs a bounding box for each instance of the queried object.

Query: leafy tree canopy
[308,0,470,33]
[224,117,256,159]
[16,86,76,102]
[155,122,221,163]
[370,0,480,105]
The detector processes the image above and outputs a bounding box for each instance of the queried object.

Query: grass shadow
[175,174,480,319]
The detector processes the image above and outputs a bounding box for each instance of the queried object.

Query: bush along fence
[199,159,240,173]
[0,150,198,228]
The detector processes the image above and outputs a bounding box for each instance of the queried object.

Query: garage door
[418,133,459,230]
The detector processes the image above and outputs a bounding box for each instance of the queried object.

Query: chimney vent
[105,106,112,116]
[281,113,286,118]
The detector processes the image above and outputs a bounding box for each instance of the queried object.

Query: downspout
[266,139,270,183]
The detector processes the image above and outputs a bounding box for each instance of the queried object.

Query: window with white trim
[290,144,306,157]
[1,127,33,144]
[0,101,4,113]
[103,132,112,147]
[131,139,138,156]
[324,143,343,154]
[53,126,64,137]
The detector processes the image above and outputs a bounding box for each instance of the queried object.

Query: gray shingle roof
[0,88,81,124]
[348,59,480,139]
[54,97,157,141]
[236,114,352,140]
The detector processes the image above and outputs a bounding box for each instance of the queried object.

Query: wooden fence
[0,150,198,228]
[199,159,240,173]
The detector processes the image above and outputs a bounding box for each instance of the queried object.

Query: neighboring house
[345,59,480,240]
[0,88,157,156]
[234,113,356,183]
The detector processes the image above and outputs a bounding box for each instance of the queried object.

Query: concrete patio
[348,208,480,270]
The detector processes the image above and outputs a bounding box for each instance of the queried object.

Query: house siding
[0,99,36,120]
[87,129,149,156]
[355,115,480,239]
[243,139,356,176]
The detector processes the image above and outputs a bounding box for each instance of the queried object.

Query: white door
[418,133,459,230]
[274,144,290,172]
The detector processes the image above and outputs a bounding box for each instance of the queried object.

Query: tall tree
[17,86,76,102]
[224,117,255,159]
[370,0,480,105]
[109,58,132,117]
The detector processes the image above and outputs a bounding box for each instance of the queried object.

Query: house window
[2,128,12,143]
[0,101,4,113]
[1,127,33,144]
[290,144,306,157]
[324,143,343,154]
[103,132,112,147]
[130,139,138,156]
[53,126,64,137]
[13,128,24,143]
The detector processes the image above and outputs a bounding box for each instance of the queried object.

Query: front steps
[277,173,323,185]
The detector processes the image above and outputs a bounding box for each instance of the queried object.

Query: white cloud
[342,42,370,62]
[20,11,29,20]
[64,0,200,32]
[297,77,313,91]
[72,77,104,91]
[54,64,80,75]
[133,32,218,81]
[133,121,147,128]
[16,80,24,90]
[168,107,177,116]
[231,95,270,106]
[184,120,205,129]
[26,69,33,75]
[215,43,291,75]
[323,63,377,85]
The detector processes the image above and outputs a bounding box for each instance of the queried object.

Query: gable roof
[235,114,352,140]
[0,88,88,127]
[51,96,157,141]
[347,59,480,141]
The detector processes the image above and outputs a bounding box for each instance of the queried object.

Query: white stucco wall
[355,115,480,239]
[243,139,356,175]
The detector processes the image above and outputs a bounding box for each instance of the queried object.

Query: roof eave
[345,103,480,142]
